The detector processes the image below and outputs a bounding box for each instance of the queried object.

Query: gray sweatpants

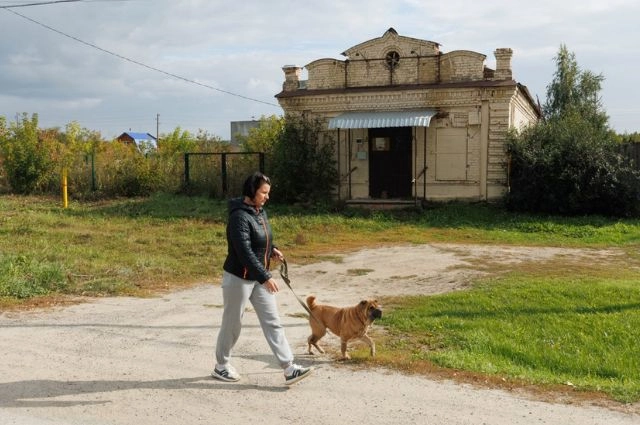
[215,271,294,369]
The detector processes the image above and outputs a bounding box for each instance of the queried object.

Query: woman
[212,172,312,385]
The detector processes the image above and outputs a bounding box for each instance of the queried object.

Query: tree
[157,127,196,155]
[236,115,285,173]
[506,46,640,217]
[543,45,608,129]
[270,115,338,204]
[194,129,231,152]
[0,113,56,194]
[618,132,640,144]
[239,115,284,155]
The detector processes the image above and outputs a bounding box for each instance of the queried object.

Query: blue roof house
[116,132,158,153]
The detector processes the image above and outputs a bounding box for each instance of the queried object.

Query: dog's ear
[359,300,368,306]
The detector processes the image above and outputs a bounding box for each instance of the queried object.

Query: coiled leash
[278,258,321,325]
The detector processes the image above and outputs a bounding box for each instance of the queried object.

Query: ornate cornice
[278,86,517,114]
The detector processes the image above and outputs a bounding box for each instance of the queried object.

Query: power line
[0,0,82,8]
[0,0,137,8]
[3,7,281,108]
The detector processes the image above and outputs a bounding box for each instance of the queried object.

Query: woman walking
[212,172,312,385]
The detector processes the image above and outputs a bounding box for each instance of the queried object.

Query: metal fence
[0,150,266,198]
[183,151,265,197]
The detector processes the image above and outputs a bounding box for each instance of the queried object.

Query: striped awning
[328,110,437,129]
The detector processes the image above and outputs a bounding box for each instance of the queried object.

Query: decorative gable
[285,28,512,92]
[340,27,440,60]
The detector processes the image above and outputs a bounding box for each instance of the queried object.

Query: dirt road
[1,244,638,424]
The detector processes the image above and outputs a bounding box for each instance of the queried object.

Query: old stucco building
[276,28,540,204]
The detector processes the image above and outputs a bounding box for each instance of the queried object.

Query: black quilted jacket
[222,197,275,284]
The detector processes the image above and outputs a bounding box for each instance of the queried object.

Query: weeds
[0,254,67,298]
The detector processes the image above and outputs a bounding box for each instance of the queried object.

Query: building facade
[275,28,540,204]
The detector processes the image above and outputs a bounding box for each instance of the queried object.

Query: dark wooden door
[368,127,412,198]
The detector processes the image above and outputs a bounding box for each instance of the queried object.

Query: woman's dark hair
[242,172,271,198]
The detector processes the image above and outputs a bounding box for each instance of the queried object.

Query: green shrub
[270,115,338,204]
[92,142,158,197]
[0,113,56,194]
[507,115,640,217]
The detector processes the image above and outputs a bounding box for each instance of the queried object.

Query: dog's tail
[306,295,317,310]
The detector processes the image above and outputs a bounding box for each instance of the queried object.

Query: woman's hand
[266,248,284,293]
[272,247,284,261]
[263,278,280,294]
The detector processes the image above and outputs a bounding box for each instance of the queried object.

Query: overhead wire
[2,6,281,108]
[0,1,151,10]
[0,1,83,8]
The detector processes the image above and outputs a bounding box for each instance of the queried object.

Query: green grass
[270,201,640,248]
[0,254,67,298]
[379,275,640,403]
[0,194,228,299]
[1,193,640,403]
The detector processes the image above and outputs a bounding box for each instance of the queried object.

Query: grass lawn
[1,193,639,403]
[378,275,640,403]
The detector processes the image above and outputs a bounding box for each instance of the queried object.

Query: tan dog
[306,295,382,360]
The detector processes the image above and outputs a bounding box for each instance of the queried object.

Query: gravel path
[1,244,638,425]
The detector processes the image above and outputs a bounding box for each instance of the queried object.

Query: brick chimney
[494,48,513,80]
[282,65,303,91]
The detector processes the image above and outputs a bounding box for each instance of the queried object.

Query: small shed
[116,132,158,150]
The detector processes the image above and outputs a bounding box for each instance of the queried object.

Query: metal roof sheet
[124,132,156,141]
[328,110,437,129]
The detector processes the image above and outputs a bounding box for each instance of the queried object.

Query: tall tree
[543,44,608,130]
[507,46,640,217]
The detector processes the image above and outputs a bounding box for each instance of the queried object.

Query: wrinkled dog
[306,295,382,360]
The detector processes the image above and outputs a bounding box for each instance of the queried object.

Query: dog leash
[278,258,322,325]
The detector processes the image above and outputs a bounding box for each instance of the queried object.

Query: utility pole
[156,113,160,142]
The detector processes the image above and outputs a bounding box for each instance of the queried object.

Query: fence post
[184,153,190,185]
[91,153,96,191]
[221,153,228,197]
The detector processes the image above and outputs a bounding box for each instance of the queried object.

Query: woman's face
[252,182,271,208]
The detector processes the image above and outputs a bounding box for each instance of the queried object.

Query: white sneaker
[211,364,240,382]
[284,364,313,385]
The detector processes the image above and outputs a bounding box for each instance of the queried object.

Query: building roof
[119,132,157,141]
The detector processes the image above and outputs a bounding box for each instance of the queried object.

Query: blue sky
[0,0,638,140]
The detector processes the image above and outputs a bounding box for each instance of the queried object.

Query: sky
[0,0,638,140]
